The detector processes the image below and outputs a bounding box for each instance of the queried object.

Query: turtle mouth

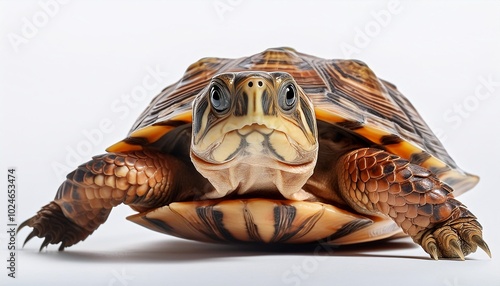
[233,124,291,162]
[200,123,312,165]
[236,123,274,136]
[190,123,318,203]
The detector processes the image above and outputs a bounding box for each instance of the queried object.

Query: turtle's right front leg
[20,150,208,250]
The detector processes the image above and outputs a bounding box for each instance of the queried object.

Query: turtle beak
[230,73,301,137]
[229,73,316,148]
[233,75,277,123]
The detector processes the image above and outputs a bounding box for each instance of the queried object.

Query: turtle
[20,47,490,260]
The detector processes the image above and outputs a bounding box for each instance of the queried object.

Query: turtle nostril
[258,81,263,87]
[248,81,253,87]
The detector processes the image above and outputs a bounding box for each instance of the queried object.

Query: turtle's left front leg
[336,148,491,260]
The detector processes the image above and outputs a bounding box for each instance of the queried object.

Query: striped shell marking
[127,199,401,245]
[108,47,477,196]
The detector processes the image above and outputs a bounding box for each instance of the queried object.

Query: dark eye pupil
[210,85,230,113]
[211,87,221,107]
[285,85,296,106]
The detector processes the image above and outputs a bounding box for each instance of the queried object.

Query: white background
[1,0,500,285]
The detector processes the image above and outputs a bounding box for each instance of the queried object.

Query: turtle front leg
[337,148,491,260]
[20,150,207,250]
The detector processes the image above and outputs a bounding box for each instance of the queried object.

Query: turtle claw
[58,242,66,252]
[19,201,92,251]
[18,218,31,233]
[418,218,490,260]
[22,229,39,247]
[422,235,440,260]
[472,235,492,258]
[449,239,465,261]
[426,241,439,260]
[40,237,52,252]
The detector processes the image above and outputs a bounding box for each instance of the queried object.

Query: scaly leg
[337,148,490,260]
[20,150,208,250]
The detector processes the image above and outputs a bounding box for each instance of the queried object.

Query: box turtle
[21,47,490,260]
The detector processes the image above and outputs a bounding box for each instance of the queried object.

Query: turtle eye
[210,84,230,113]
[279,83,297,111]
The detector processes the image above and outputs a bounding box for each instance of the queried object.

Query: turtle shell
[108,47,478,196]
[126,198,401,245]
[107,47,478,245]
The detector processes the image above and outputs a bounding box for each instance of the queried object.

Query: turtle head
[190,71,319,200]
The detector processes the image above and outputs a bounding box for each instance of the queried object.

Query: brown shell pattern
[111,47,477,196]
[127,199,401,245]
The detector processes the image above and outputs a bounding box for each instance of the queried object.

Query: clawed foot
[419,218,491,260]
[18,202,92,251]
